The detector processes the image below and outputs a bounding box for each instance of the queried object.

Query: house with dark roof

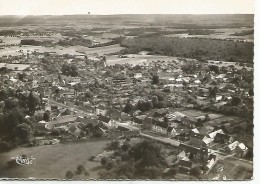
[178,144,209,162]
[142,117,153,130]
[133,115,146,126]
[152,120,168,134]
[46,115,77,130]
[205,154,218,170]
[167,127,177,137]
[226,141,239,153]
[235,143,248,157]
[214,133,233,144]
[95,104,108,116]
[177,150,188,160]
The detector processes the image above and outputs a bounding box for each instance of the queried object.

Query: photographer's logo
[12,155,35,165]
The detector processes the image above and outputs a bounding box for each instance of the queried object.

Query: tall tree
[152,75,159,85]
[28,91,39,115]
[13,123,33,143]
[43,110,50,122]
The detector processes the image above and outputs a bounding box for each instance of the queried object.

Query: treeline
[20,39,52,46]
[110,27,160,35]
[111,27,215,37]
[230,29,254,36]
[165,23,251,29]
[186,29,215,35]
[57,37,92,47]
[120,36,254,63]
[0,30,20,36]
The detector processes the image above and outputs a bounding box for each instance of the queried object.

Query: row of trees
[120,36,254,63]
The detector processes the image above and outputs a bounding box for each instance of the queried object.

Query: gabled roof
[238,143,248,151]
[208,129,224,139]
[203,136,213,145]
[208,154,217,161]
[51,115,77,125]
[206,158,215,169]
[228,141,239,151]
[215,133,231,140]
[167,126,174,132]
[191,128,200,134]
[178,150,186,157]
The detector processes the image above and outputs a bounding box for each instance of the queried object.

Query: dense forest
[120,36,254,63]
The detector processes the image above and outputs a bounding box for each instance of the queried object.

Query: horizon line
[0,13,254,16]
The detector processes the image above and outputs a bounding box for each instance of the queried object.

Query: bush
[75,165,86,175]
[109,140,120,150]
[89,156,95,161]
[105,159,115,170]
[65,171,74,179]
[190,166,202,178]
[101,157,107,166]
[122,143,130,151]
[51,129,62,136]
[93,130,103,138]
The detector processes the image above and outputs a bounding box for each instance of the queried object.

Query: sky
[0,0,255,15]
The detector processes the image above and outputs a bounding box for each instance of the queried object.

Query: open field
[0,44,124,57]
[0,139,110,179]
[0,36,21,46]
[0,63,30,71]
[165,28,253,42]
[207,60,253,70]
[75,44,124,55]
[0,34,63,46]
[180,110,224,120]
[106,54,178,66]
[180,110,207,117]
[204,116,242,127]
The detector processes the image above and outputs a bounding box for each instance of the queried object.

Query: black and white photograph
[0,0,256,181]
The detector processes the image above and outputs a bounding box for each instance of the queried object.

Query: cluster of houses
[0,46,252,178]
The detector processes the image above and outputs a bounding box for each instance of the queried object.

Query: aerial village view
[0,3,255,181]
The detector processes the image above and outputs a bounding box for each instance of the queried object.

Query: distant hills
[0,14,254,27]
